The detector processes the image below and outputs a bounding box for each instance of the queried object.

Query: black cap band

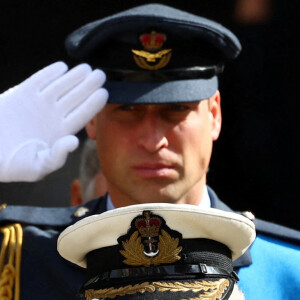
[86,238,233,280]
[84,263,239,288]
[104,65,224,82]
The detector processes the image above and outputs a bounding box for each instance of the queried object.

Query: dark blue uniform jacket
[1,187,300,300]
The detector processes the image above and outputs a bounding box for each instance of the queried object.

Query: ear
[209,90,222,141]
[85,116,97,140]
[70,178,83,206]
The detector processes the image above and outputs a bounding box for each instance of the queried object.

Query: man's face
[86,91,221,207]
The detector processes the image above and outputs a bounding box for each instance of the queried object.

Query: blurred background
[0,0,299,229]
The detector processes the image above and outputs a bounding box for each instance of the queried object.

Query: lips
[132,162,177,178]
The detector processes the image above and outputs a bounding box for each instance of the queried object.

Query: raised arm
[0,61,108,182]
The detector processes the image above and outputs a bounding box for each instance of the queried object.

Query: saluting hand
[0,61,108,182]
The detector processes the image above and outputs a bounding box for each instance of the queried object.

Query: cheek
[178,117,208,143]
[178,119,212,162]
[95,121,116,171]
[96,121,133,169]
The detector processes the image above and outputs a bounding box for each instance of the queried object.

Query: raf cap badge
[131,31,172,70]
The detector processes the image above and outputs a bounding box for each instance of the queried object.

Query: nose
[137,112,168,152]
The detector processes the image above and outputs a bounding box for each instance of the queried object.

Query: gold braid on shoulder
[0,220,23,300]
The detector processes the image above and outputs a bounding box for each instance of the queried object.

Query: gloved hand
[0,61,108,182]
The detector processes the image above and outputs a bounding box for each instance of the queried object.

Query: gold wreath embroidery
[132,49,172,70]
[120,229,182,266]
[85,279,229,300]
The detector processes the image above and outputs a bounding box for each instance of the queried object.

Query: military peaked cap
[65,4,241,104]
[58,203,255,299]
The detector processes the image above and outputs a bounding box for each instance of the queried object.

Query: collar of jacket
[0,190,252,268]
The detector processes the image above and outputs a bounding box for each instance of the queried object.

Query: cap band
[84,264,239,286]
[86,238,233,280]
[104,65,224,82]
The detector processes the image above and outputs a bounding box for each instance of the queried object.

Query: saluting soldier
[0,3,300,300]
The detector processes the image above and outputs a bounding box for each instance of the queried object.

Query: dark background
[0,0,299,229]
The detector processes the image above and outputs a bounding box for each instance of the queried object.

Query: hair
[79,139,100,202]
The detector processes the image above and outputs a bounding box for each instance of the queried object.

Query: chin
[137,191,181,205]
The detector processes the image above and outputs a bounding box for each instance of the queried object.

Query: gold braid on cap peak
[85,278,230,300]
[0,222,23,300]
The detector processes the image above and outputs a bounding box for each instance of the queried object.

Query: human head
[66,4,241,207]
[71,139,107,205]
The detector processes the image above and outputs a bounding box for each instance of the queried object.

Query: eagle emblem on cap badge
[118,211,182,267]
[131,31,172,70]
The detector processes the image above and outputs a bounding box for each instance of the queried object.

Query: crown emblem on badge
[140,32,166,51]
[119,211,182,267]
[131,31,172,70]
[136,211,161,238]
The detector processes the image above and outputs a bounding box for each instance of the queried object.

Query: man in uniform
[0,4,300,300]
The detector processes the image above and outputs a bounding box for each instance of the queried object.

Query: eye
[117,104,135,111]
[111,104,144,123]
[169,104,189,112]
[160,103,197,122]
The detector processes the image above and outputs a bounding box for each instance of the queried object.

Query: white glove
[0,61,108,182]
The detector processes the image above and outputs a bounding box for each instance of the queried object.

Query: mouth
[132,163,177,179]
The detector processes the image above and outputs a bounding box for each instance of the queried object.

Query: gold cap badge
[118,210,182,267]
[131,31,172,70]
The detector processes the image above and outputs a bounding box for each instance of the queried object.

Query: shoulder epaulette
[0,196,106,227]
[254,218,300,246]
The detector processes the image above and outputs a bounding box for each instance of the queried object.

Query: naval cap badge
[118,210,183,267]
[131,31,172,70]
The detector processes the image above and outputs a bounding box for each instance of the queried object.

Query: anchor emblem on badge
[135,211,162,257]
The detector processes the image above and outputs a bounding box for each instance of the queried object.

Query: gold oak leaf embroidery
[84,279,229,300]
[85,282,155,300]
[120,229,182,266]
